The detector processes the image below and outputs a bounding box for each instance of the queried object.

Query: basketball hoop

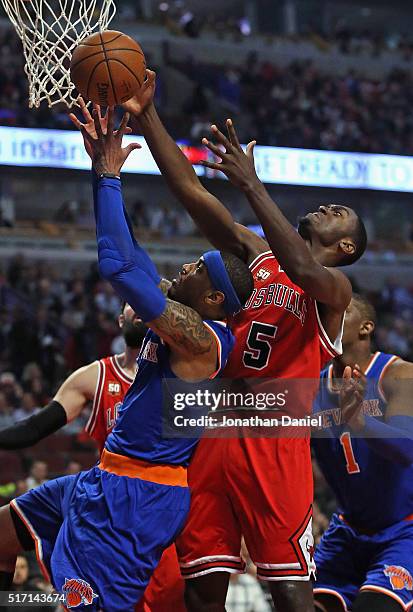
[0,0,117,108]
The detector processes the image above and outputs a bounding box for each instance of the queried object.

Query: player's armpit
[147,299,218,381]
[54,361,99,422]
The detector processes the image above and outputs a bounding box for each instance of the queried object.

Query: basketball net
[0,0,116,108]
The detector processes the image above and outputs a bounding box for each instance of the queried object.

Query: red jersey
[85,355,134,452]
[224,251,342,414]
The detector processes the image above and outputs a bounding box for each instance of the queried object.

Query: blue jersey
[313,352,413,531]
[106,320,234,466]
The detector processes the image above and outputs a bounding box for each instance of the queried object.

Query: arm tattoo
[152,298,213,355]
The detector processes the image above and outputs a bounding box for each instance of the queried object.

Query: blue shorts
[11,467,190,611]
[314,513,413,611]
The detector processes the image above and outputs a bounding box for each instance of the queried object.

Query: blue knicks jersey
[313,352,413,531]
[105,320,234,466]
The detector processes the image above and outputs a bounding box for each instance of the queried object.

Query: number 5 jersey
[177,250,344,582]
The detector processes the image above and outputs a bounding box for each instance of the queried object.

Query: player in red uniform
[0,302,143,453]
[0,302,186,612]
[121,70,367,612]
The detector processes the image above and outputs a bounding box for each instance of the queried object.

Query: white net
[0,0,117,108]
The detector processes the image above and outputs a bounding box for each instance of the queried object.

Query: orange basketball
[66,591,82,607]
[390,575,405,589]
[70,30,146,106]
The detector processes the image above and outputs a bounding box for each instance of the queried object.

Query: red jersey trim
[179,555,246,579]
[315,301,344,358]
[378,355,400,402]
[249,250,274,273]
[204,322,223,380]
[111,355,135,384]
[85,360,105,436]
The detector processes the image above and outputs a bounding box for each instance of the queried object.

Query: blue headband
[203,250,242,316]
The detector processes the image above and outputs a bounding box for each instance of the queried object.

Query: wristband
[99,172,120,180]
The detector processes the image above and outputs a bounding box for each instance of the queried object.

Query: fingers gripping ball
[70,31,146,106]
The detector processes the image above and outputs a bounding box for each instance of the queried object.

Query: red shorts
[177,436,315,582]
[136,545,186,612]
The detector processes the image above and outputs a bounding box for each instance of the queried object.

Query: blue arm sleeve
[92,171,160,283]
[361,415,413,466]
[94,176,166,322]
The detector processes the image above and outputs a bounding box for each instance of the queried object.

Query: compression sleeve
[92,171,160,283]
[361,415,413,466]
[0,401,67,450]
[94,177,166,322]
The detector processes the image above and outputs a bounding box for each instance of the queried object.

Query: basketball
[70,30,146,106]
[66,592,82,607]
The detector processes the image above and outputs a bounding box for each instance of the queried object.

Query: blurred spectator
[0,372,23,407]
[6,554,57,612]
[25,460,48,490]
[21,363,50,406]
[54,200,78,224]
[12,555,32,590]
[14,391,40,422]
[0,193,15,227]
[0,390,14,428]
[64,460,82,476]
[94,282,121,318]
[111,331,126,356]
[183,84,209,117]
[130,199,149,229]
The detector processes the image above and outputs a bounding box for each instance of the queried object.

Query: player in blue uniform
[0,107,254,611]
[313,294,413,612]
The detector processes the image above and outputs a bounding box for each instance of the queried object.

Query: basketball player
[0,301,185,611]
[69,102,186,612]
[0,302,143,454]
[120,71,367,612]
[0,108,253,611]
[313,294,413,612]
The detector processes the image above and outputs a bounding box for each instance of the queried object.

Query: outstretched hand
[340,365,366,431]
[79,105,141,176]
[200,119,258,190]
[122,69,156,118]
[69,98,133,159]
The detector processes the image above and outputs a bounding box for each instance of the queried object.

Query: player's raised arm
[84,107,241,382]
[121,71,266,263]
[201,120,353,314]
[0,362,98,450]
